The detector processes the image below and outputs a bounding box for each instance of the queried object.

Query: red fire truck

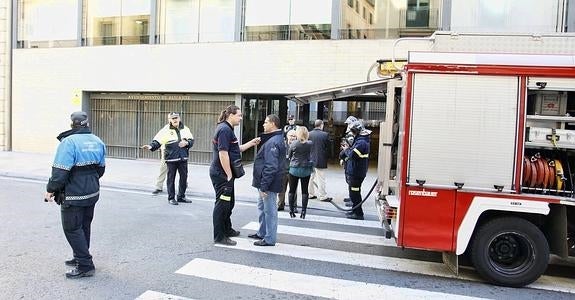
[375,33,575,287]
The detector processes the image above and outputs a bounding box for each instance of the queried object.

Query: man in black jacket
[44,111,106,278]
[308,119,332,202]
[250,114,286,246]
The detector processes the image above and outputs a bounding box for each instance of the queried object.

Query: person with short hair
[308,119,332,202]
[44,111,106,279]
[283,115,298,139]
[210,105,260,246]
[142,112,194,205]
[250,114,286,246]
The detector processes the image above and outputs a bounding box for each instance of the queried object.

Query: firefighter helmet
[349,120,364,133]
[344,116,358,124]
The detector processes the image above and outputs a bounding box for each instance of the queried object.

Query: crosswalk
[137,210,575,299]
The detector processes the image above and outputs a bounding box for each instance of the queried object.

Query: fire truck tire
[470,217,549,287]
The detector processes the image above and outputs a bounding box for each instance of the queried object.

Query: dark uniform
[46,112,106,278]
[210,121,242,242]
[340,133,370,219]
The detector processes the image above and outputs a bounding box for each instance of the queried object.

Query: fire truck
[374,32,575,287]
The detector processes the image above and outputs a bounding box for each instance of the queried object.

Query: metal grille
[90,93,235,164]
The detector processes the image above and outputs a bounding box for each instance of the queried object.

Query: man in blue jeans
[250,114,286,246]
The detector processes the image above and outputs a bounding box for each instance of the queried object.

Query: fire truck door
[402,186,456,251]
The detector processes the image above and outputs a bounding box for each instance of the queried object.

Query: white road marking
[242,221,396,246]
[218,238,575,294]
[176,258,488,300]
[135,290,194,300]
[278,211,381,228]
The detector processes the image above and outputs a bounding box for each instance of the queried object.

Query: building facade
[3,0,575,162]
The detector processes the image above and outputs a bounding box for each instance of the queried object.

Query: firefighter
[340,120,371,220]
[341,116,358,205]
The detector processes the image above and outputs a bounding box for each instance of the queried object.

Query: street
[1,177,574,300]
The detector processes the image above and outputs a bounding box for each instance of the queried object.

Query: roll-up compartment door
[408,74,519,190]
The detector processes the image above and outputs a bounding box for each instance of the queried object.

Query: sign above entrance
[127,95,193,101]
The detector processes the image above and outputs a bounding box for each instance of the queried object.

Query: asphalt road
[1,177,574,300]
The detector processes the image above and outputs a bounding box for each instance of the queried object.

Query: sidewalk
[0,151,379,215]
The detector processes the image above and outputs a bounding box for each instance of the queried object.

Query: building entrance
[241,95,287,161]
[89,92,234,164]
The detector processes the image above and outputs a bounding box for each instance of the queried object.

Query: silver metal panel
[408,74,519,190]
[528,77,575,91]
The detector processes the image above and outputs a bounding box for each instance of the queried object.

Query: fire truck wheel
[470,217,549,288]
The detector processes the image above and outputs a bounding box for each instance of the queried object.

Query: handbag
[231,158,245,178]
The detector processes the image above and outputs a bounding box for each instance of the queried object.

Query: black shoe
[289,211,296,218]
[300,211,306,219]
[215,237,237,246]
[248,233,263,239]
[346,213,364,220]
[308,196,318,200]
[152,189,162,195]
[344,198,351,202]
[177,198,192,203]
[226,229,240,237]
[320,197,333,202]
[277,206,284,211]
[65,258,77,266]
[168,199,178,205]
[66,267,95,279]
[254,240,274,246]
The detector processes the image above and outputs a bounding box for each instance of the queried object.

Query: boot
[300,194,309,219]
[288,193,296,218]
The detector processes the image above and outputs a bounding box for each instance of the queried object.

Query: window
[85,0,150,46]
[243,0,332,41]
[159,0,235,43]
[347,0,353,7]
[340,0,439,39]
[450,0,561,33]
[17,0,79,48]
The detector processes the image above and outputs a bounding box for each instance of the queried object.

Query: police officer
[210,105,260,246]
[44,111,106,278]
[142,112,194,205]
[339,120,371,220]
[283,115,298,139]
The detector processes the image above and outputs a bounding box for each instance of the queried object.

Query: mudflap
[442,252,459,276]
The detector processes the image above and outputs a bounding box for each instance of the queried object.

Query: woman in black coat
[287,126,314,218]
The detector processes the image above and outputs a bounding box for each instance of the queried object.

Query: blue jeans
[257,190,278,245]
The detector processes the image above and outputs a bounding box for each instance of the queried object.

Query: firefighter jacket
[252,130,286,193]
[46,127,106,206]
[340,133,370,179]
[149,123,194,162]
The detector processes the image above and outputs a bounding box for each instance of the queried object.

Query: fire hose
[324,179,379,212]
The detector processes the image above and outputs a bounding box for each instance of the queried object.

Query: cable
[324,179,378,212]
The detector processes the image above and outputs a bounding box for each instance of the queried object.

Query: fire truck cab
[376,33,575,287]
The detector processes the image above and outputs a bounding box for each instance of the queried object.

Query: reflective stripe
[220,195,231,201]
[65,191,100,201]
[351,187,360,191]
[353,148,369,158]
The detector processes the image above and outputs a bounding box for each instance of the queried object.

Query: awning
[287,77,395,105]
